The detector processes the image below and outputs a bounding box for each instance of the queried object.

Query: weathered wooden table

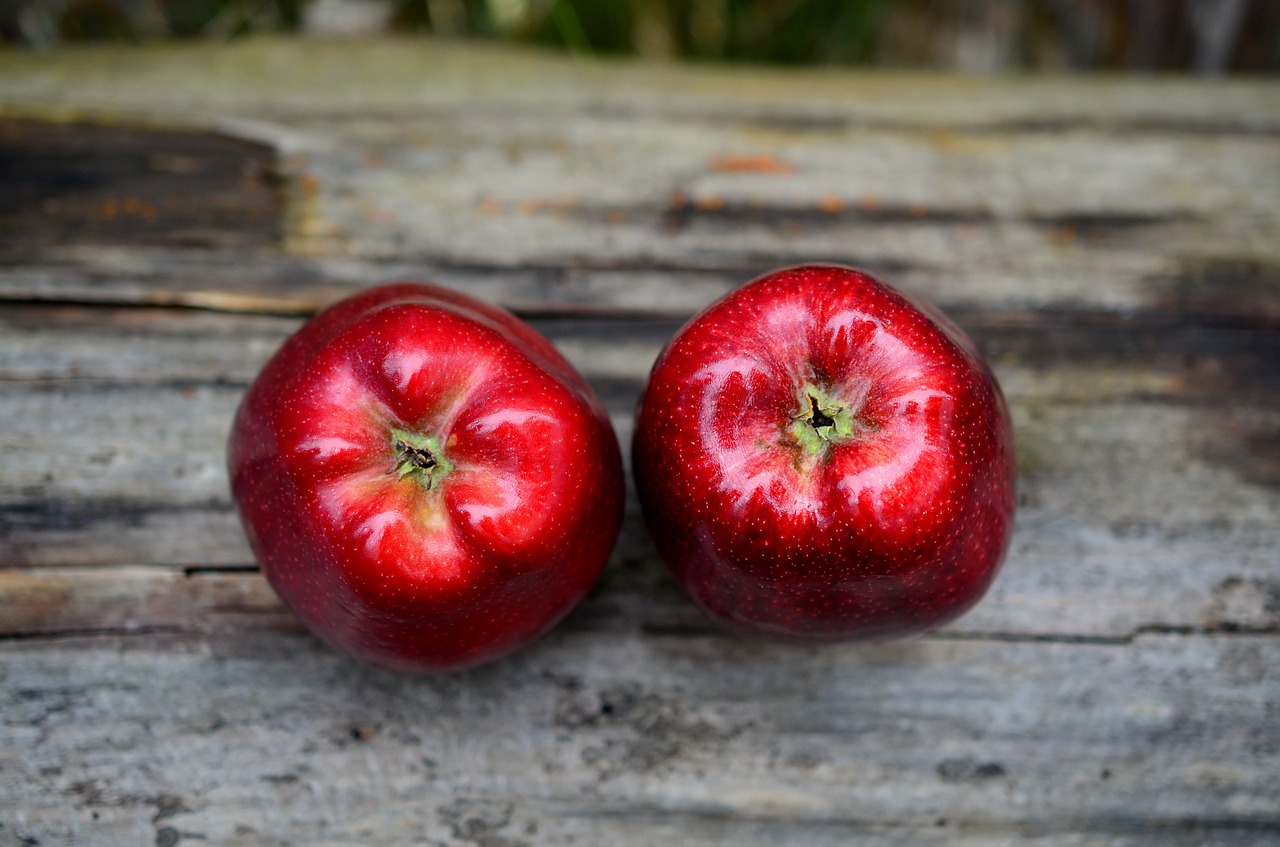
[1,37,1277,846]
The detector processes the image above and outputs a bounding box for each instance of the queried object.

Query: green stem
[789,385,857,458]
[390,427,453,491]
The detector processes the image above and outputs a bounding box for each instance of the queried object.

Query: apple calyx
[390,427,453,491]
[789,385,859,458]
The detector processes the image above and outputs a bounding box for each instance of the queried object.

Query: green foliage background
[3,0,1277,73]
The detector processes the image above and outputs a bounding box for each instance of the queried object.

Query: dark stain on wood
[656,196,1191,236]
[1208,577,1280,630]
[0,118,282,257]
[259,773,299,784]
[1,498,232,535]
[555,681,741,778]
[953,309,1280,403]
[662,198,991,230]
[1148,258,1280,322]
[937,758,1007,782]
[1195,411,1280,491]
[437,799,528,847]
[62,780,190,825]
[348,725,379,742]
[920,116,1280,137]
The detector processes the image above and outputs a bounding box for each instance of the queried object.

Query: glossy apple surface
[633,265,1015,641]
[229,283,624,671]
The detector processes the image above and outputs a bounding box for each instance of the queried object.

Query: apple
[228,283,624,671]
[633,264,1015,641]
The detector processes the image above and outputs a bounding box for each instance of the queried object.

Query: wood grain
[1,38,1278,847]
[1,631,1276,846]
[2,306,1276,640]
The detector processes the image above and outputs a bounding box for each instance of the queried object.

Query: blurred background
[1,0,1277,74]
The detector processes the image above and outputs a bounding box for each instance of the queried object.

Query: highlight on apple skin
[229,283,625,672]
[633,264,1016,641]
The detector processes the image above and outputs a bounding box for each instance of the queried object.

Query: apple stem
[790,387,859,458]
[390,427,453,491]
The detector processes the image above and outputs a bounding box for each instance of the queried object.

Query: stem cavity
[390,427,453,490]
[789,386,859,458]
[807,395,836,431]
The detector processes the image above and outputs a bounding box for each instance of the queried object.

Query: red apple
[633,265,1015,641]
[229,283,624,671]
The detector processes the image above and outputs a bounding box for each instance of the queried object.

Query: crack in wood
[657,199,1197,232]
[637,622,1280,646]
[0,625,187,642]
[557,801,1280,834]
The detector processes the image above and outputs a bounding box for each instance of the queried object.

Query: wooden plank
[2,59,1278,318]
[0,250,778,318]
[1,307,1277,639]
[269,125,1279,295]
[0,568,292,637]
[5,302,1279,390]
[1,538,1277,644]
[0,631,1275,846]
[1,134,1277,318]
[2,38,1278,133]
[5,240,1279,321]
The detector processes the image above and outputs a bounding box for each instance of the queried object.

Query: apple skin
[633,265,1015,641]
[229,283,624,672]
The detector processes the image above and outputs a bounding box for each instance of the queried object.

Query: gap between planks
[4,288,1280,330]
[1,566,1276,648]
